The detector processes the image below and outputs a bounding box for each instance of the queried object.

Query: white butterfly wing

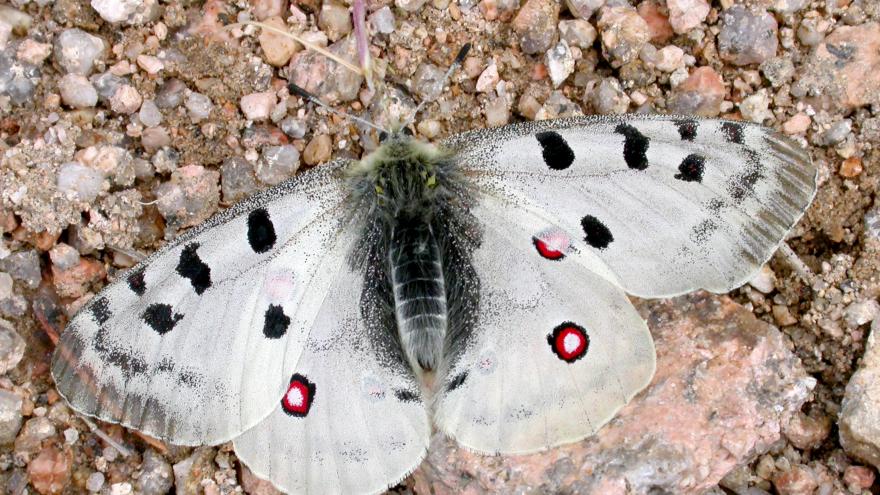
[52,159,353,445]
[233,257,431,494]
[446,115,817,297]
[433,199,655,454]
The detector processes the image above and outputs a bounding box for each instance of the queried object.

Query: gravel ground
[0,0,879,494]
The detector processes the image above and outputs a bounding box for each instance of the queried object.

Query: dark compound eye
[281,373,316,417]
[547,323,590,363]
[378,131,388,142]
[402,127,414,136]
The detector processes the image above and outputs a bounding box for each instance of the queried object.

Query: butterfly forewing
[52,159,353,445]
[447,115,817,298]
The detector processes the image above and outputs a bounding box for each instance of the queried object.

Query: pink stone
[782,113,811,135]
[27,447,72,495]
[773,465,818,495]
[475,62,499,93]
[668,66,726,116]
[806,22,880,110]
[16,39,52,65]
[666,0,710,34]
[843,465,875,490]
[412,294,813,493]
[637,1,673,43]
[240,91,277,121]
[251,0,288,20]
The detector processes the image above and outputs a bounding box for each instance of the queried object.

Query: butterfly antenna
[401,43,471,131]
[288,83,390,135]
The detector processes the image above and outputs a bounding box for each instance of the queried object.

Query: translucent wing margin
[445,115,817,297]
[52,159,353,445]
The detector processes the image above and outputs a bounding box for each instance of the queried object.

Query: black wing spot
[446,371,469,392]
[394,389,420,403]
[247,208,277,254]
[614,123,650,170]
[535,131,575,170]
[176,243,211,295]
[581,215,614,249]
[90,297,111,325]
[721,122,745,144]
[127,269,146,296]
[676,120,698,141]
[675,154,706,183]
[142,303,183,335]
[263,304,290,339]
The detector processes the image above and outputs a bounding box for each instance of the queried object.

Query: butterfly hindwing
[52,159,353,445]
[233,256,431,494]
[433,199,655,454]
[447,115,817,298]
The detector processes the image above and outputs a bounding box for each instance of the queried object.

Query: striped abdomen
[389,219,447,372]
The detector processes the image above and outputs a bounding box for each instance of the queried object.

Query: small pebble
[597,6,652,67]
[417,120,442,139]
[717,5,779,66]
[303,135,332,165]
[815,120,851,146]
[59,74,98,108]
[412,63,445,101]
[49,243,81,270]
[87,472,105,492]
[668,66,725,116]
[369,7,395,34]
[782,113,810,135]
[475,62,499,93]
[141,127,171,152]
[395,0,427,12]
[139,99,162,127]
[739,91,772,123]
[0,251,40,289]
[279,117,308,139]
[111,482,133,495]
[653,45,685,72]
[772,305,798,326]
[559,19,597,49]
[843,465,875,491]
[221,157,259,203]
[136,450,174,495]
[136,54,164,75]
[90,71,127,102]
[484,97,509,127]
[27,447,71,495]
[257,145,300,185]
[319,2,352,41]
[564,0,604,20]
[53,28,105,75]
[748,265,776,293]
[666,0,710,34]
[63,427,79,444]
[185,91,213,122]
[772,464,818,495]
[91,0,140,23]
[155,78,186,109]
[839,157,863,178]
[592,78,631,114]
[15,417,56,453]
[110,84,142,114]
[258,16,299,67]
[512,0,560,55]
[16,39,52,66]
[57,162,105,202]
[545,42,575,88]
[0,389,22,444]
[240,91,276,121]
[844,299,880,328]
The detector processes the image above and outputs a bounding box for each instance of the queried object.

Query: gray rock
[796,18,825,46]
[59,73,98,108]
[153,165,220,232]
[0,250,40,290]
[369,6,395,34]
[185,91,213,123]
[53,28,105,75]
[0,273,11,301]
[155,78,186,109]
[717,5,779,66]
[288,35,363,105]
[759,57,795,87]
[57,162,105,202]
[395,0,427,12]
[318,2,352,41]
[86,472,105,492]
[559,19,597,49]
[512,0,560,55]
[221,157,259,203]
[49,243,80,271]
[0,319,25,374]
[151,147,180,174]
[592,77,631,114]
[89,71,127,102]
[139,99,162,127]
[257,145,300,186]
[845,300,880,328]
[135,449,174,495]
[814,119,852,147]
[412,63,445,102]
[865,205,880,240]
[0,389,22,444]
[840,323,880,469]
[0,49,40,105]
[279,117,308,139]
[565,0,605,19]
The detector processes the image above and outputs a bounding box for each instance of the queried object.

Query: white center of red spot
[281,375,314,417]
[563,332,582,354]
